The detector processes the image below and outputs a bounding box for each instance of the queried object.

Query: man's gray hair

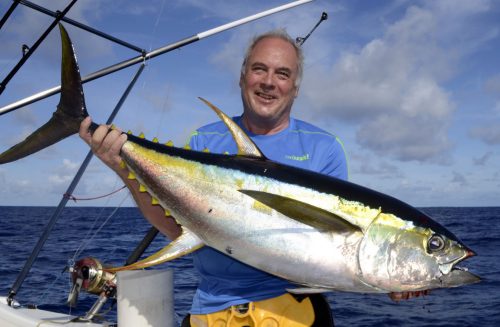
[241,29,304,88]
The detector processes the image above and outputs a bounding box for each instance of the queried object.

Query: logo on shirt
[285,153,310,161]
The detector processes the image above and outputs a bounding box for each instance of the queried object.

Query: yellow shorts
[190,293,315,327]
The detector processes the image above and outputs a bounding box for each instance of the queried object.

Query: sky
[0,0,499,207]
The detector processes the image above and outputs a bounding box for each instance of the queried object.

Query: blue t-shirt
[187,115,348,314]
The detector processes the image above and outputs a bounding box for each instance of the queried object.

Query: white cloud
[485,74,500,95]
[469,124,500,145]
[451,171,468,187]
[47,158,80,192]
[473,151,493,166]
[301,1,494,163]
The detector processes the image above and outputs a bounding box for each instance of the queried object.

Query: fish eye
[428,234,446,253]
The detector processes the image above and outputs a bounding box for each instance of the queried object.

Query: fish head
[358,212,480,292]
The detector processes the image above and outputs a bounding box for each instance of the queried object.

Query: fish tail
[0,23,88,164]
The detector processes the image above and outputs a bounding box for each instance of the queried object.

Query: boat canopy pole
[125,226,160,266]
[0,0,313,116]
[0,0,20,30]
[17,0,144,54]
[0,0,78,96]
[6,64,145,307]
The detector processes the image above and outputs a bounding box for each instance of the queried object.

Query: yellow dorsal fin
[198,97,264,158]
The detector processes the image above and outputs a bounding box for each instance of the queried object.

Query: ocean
[0,206,498,326]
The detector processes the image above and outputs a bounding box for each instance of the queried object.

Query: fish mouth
[438,249,480,288]
[438,266,481,288]
[439,247,476,275]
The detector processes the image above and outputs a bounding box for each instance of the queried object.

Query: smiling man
[185,30,348,326]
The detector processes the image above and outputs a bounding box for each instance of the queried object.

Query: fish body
[120,134,477,293]
[0,24,480,294]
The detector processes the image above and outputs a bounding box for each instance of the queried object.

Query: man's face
[240,37,299,132]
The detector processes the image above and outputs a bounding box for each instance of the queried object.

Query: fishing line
[146,0,171,139]
[63,185,127,202]
[71,191,131,262]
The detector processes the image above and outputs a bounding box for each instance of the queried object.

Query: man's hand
[389,290,430,302]
[79,117,127,172]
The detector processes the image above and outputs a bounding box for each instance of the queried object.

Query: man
[80,30,423,326]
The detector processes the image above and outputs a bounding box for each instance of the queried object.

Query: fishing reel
[67,257,117,321]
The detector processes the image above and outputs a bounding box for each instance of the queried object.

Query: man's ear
[294,86,299,98]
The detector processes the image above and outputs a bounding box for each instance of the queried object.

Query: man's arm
[79,117,182,240]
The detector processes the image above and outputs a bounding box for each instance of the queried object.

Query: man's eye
[277,72,290,79]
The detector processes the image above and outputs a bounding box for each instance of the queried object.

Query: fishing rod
[0,0,313,116]
[17,0,144,53]
[296,11,328,46]
[6,64,145,307]
[0,0,78,96]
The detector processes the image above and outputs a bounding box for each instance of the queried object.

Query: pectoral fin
[287,287,331,294]
[239,190,361,234]
[107,227,204,272]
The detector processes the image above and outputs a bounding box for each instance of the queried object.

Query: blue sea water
[0,206,499,326]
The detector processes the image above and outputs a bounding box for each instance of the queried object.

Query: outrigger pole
[15,0,144,53]
[6,63,146,306]
[0,0,313,116]
[0,0,20,30]
[0,0,78,95]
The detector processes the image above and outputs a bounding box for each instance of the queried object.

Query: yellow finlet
[184,144,191,150]
[198,97,264,158]
[152,137,159,143]
[203,148,210,153]
[139,184,147,192]
[164,209,171,217]
[127,130,132,135]
[127,171,136,180]
[119,160,126,169]
[151,197,159,205]
[165,140,174,147]
[139,132,145,139]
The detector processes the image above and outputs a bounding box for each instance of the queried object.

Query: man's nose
[260,74,275,90]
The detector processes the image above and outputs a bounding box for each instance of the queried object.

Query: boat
[0,1,316,325]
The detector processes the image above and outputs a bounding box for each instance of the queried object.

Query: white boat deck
[0,296,110,326]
